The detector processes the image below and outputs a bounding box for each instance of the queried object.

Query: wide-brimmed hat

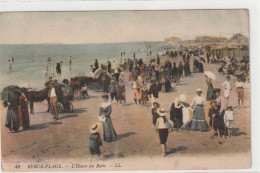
[152,101,160,107]
[157,108,166,117]
[90,123,101,134]
[196,88,202,92]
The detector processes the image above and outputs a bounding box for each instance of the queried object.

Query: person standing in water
[8,60,12,70]
[12,57,14,63]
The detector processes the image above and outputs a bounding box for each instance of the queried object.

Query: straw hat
[152,101,160,107]
[157,107,166,117]
[89,123,101,134]
[196,88,202,92]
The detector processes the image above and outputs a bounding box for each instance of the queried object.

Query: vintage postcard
[0,10,250,171]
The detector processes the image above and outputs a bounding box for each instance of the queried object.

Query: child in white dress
[182,103,193,130]
[224,106,234,137]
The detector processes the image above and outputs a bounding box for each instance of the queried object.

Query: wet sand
[1,55,251,171]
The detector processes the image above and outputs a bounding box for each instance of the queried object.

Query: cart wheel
[70,103,74,112]
[57,102,64,114]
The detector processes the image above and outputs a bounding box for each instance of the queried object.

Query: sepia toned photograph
[0,10,251,171]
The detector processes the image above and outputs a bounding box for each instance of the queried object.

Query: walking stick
[212,115,215,136]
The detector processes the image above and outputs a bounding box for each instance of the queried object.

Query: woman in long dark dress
[170,98,183,129]
[99,94,117,142]
[4,100,20,133]
[19,93,30,130]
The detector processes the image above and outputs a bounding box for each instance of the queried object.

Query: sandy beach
[1,55,251,171]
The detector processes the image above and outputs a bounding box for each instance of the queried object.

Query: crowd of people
[3,47,248,160]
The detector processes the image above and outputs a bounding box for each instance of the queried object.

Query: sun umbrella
[204,71,216,81]
[1,85,22,104]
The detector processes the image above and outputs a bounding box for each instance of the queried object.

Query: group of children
[208,101,234,138]
[108,79,126,105]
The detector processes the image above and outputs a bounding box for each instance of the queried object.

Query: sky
[0,10,249,44]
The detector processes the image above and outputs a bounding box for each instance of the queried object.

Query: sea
[0,42,164,90]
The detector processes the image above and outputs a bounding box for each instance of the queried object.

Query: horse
[21,87,50,114]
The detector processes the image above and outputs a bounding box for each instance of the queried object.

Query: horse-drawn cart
[57,83,74,114]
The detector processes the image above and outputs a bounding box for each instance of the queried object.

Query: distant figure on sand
[109,80,118,103]
[205,75,215,101]
[99,94,117,142]
[235,78,246,108]
[117,79,126,105]
[222,76,231,107]
[190,88,208,131]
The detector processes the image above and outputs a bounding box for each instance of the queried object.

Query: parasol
[1,85,22,104]
[204,71,216,81]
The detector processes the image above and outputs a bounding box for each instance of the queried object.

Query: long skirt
[103,117,117,142]
[5,106,20,132]
[207,83,215,101]
[19,103,30,129]
[170,108,183,128]
[158,129,168,144]
[190,105,208,131]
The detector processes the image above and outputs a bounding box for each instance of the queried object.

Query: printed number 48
[15,165,20,169]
